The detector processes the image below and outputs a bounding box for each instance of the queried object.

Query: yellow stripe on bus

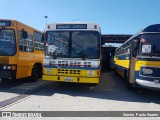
[115,60,130,69]
[135,60,160,71]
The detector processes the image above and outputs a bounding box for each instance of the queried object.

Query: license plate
[64,78,73,82]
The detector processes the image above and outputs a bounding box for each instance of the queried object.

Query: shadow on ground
[0,71,160,104]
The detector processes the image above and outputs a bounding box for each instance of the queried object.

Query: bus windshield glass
[71,31,100,59]
[140,34,160,57]
[46,31,100,59]
[0,29,16,56]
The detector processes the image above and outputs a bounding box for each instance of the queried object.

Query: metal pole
[44,16,48,26]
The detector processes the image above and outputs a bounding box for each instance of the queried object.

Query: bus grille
[57,69,81,75]
[51,60,92,67]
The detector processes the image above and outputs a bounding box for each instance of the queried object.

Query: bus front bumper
[42,75,99,83]
[0,71,16,80]
[136,79,160,89]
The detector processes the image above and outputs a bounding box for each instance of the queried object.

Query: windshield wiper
[77,51,88,60]
[0,27,5,34]
[45,51,57,59]
[72,49,91,60]
[149,50,160,57]
[66,45,92,60]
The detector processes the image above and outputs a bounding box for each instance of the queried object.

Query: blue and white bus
[114,24,160,90]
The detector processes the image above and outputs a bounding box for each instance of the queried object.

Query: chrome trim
[136,79,160,88]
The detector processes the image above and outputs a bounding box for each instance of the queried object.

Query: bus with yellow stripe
[0,19,44,82]
[114,24,160,89]
[42,22,101,85]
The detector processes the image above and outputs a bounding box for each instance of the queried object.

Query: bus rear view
[43,23,101,85]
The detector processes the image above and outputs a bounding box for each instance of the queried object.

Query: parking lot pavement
[0,78,51,108]
[0,71,159,112]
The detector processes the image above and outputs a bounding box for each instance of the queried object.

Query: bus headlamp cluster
[46,68,52,73]
[3,66,11,70]
[87,71,94,75]
[142,68,153,75]
[2,65,16,70]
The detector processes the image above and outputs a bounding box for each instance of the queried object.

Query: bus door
[129,39,138,84]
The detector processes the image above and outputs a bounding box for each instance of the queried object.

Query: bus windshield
[140,34,160,57]
[46,31,100,59]
[0,29,16,56]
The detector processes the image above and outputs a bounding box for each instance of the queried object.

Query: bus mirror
[132,50,137,57]
[132,39,138,57]
[22,30,28,39]
[132,39,138,49]
[41,33,46,42]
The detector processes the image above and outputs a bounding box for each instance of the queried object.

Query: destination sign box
[0,20,12,26]
[56,24,87,29]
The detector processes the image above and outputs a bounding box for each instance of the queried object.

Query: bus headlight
[87,71,94,75]
[3,66,7,70]
[2,65,16,70]
[46,68,52,73]
[142,68,153,75]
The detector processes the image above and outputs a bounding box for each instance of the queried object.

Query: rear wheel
[124,70,131,88]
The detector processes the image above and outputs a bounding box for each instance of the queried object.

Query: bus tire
[124,70,132,89]
[85,83,98,87]
[114,67,118,76]
[90,83,98,86]
[30,66,39,82]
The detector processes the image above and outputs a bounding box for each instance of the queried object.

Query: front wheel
[30,66,40,82]
[114,67,118,76]
[124,70,133,89]
[84,83,98,87]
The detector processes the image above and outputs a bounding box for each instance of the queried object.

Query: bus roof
[0,19,42,33]
[115,24,160,51]
[46,22,101,31]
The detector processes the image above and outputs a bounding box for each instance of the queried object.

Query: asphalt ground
[0,71,160,120]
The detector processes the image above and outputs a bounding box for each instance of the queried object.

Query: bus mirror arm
[132,39,139,57]
[132,49,137,57]
[41,33,46,43]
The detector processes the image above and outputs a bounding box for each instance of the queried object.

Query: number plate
[64,78,73,82]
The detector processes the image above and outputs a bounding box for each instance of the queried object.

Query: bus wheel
[114,67,118,75]
[84,83,98,87]
[124,71,133,89]
[30,66,39,82]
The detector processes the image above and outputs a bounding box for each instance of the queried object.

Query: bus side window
[34,31,44,50]
[18,30,24,51]
[26,34,34,52]
[18,30,34,52]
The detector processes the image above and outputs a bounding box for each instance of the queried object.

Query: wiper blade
[0,27,5,34]
[70,47,86,60]
[77,51,92,60]
[45,52,57,59]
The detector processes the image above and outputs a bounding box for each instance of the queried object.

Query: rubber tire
[84,83,98,87]
[30,66,39,82]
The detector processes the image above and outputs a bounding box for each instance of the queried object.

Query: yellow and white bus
[114,24,160,90]
[0,19,44,82]
[42,22,101,85]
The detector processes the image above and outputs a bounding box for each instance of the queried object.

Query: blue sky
[1,0,160,34]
